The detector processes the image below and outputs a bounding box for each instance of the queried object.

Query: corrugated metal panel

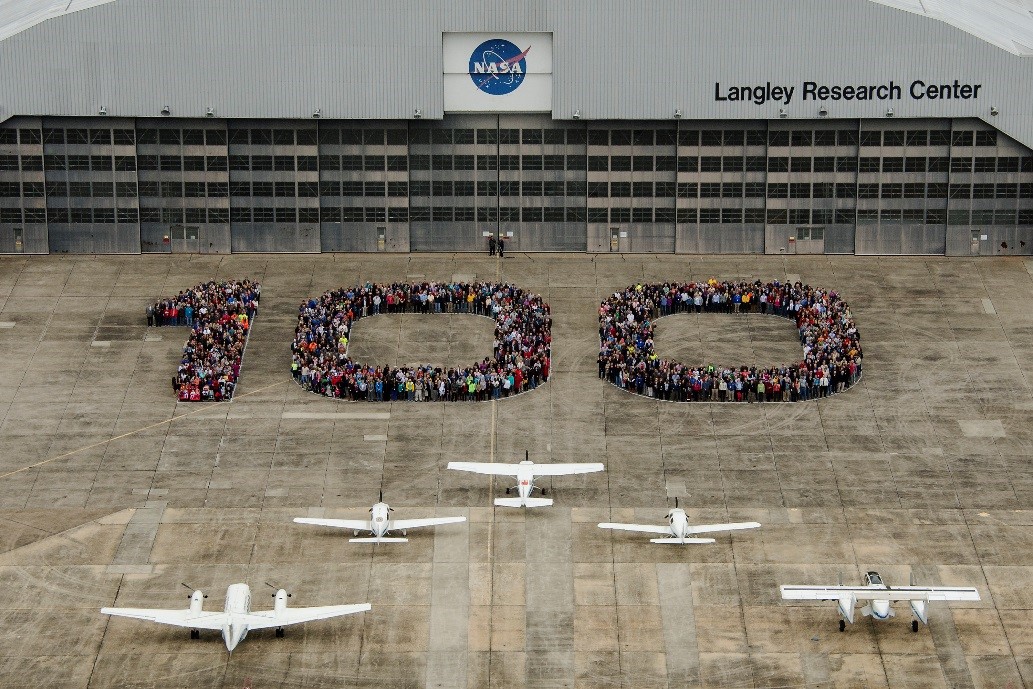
[1,0,1032,148]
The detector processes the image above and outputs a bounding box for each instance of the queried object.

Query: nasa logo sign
[469,38,530,96]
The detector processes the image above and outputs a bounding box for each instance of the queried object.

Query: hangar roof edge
[0,0,116,43]
[2,0,1033,57]
[868,0,1033,56]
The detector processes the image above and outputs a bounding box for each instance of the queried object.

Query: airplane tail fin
[348,537,409,543]
[649,537,716,544]
[494,497,553,508]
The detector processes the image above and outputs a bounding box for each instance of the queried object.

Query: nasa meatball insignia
[469,38,531,96]
[714,82,795,105]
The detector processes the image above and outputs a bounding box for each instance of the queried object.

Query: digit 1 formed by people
[151,279,261,402]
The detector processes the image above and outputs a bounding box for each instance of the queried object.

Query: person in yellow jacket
[405,378,415,401]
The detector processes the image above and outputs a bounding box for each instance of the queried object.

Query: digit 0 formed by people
[147,279,261,402]
[598,280,862,402]
[291,282,552,401]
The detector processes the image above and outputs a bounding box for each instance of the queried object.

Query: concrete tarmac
[0,253,1030,689]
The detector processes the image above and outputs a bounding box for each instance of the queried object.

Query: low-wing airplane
[780,570,980,632]
[598,498,761,543]
[447,451,605,507]
[101,583,370,651]
[293,492,466,543]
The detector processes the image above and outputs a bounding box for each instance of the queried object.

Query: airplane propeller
[264,582,292,598]
[181,582,207,599]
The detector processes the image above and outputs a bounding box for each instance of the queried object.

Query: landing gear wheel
[839,620,846,632]
[505,487,510,495]
[912,620,919,633]
[540,488,547,496]
[276,627,285,638]
[190,629,200,640]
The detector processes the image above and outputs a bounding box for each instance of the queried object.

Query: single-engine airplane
[447,451,604,507]
[598,498,761,543]
[293,492,466,543]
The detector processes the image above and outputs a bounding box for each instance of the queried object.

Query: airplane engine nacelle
[189,591,205,615]
[837,594,856,623]
[274,589,289,615]
[910,599,928,625]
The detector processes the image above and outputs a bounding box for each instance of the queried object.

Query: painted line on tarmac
[0,380,288,482]
[283,411,391,420]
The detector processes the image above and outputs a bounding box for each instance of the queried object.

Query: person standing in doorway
[498,236,505,258]
[488,235,496,256]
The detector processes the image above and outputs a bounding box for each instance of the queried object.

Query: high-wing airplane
[293,492,466,542]
[598,498,761,543]
[780,570,980,632]
[101,583,371,651]
[447,451,605,507]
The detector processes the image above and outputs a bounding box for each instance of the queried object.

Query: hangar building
[1,0,1032,255]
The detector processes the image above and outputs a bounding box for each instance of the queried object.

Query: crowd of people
[147,279,261,402]
[598,279,862,402]
[291,282,552,401]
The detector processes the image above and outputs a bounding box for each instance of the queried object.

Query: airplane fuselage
[867,596,893,619]
[667,509,689,540]
[221,583,253,652]
[860,572,893,620]
[515,462,536,503]
[370,502,392,537]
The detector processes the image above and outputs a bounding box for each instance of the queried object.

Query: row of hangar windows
[0,127,1004,149]
[12,180,1033,200]
[6,206,1031,226]
[5,154,1033,174]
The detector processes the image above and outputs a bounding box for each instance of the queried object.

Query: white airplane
[293,492,466,543]
[598,498,761,543]
[447,451,605,507]
[101,583,370,652]
[780,570,980,632]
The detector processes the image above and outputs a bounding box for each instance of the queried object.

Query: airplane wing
[243,603,371,630]
[293,517,370,530]
[527,463,605,476]
[391,516,467,530]
[686,521,762,534]
[447,462,521,477]
[780,585,980,602]
[598,522,672,535]
[100,607,227,630]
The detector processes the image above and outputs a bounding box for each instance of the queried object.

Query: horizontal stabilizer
[348,537,408,543]
[649,537,717,544]
[494,497,553,508]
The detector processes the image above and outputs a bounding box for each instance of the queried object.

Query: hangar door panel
[231,224,320,252]
[856,223,945,255]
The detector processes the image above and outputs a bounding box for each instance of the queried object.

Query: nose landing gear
[911,620,919,633]
[839,620,846,632]
[190,629,200,640]
[275,627,285,638]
